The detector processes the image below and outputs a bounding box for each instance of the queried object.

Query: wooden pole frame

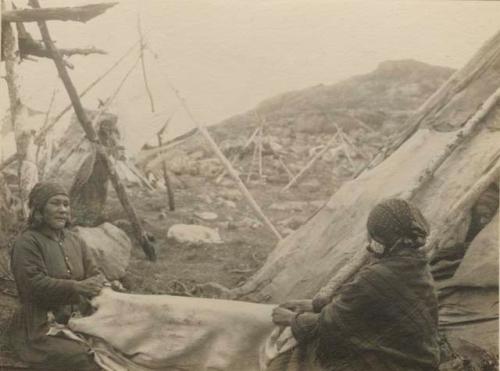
[156,117,176,211]
[246,127,260,183]
[164,86,282,240]
[31,0,156,261]
[402,86,500,201]
[313,89,500,308]
[44,54,141,176]
[137,13,155,112]
[281,131,340,192]
[34,38,141,145]
[215,126,260,184]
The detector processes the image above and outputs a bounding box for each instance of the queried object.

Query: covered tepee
[223,30,500,354]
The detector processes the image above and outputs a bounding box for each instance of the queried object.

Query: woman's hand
[279,299,314,313]
[75,274,107,298]
[272,307,295,326]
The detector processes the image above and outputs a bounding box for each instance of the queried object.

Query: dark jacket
[9,228,99,369]
[272,248,440,371]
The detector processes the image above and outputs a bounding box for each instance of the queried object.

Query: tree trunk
[2,1,33,219]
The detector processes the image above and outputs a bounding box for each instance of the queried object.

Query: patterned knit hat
[28,182,69,211]
[367,198,429,249]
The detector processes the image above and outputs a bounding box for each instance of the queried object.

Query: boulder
[280,227,295,237]
[267,174,289,184]
[219,178,234,187]
[269,201,308,212]
[309,200,327,209]
[278,215,308,230]
[167,224,223,245]
[189,150,206,160]
[194,211,218,221]
[219,199,237,208]
[198,158,222,177]
[219,188,242,201]
[233,217,262,229]
[74,222,132,281]
[299,178,321,192]
[199,194,214,204]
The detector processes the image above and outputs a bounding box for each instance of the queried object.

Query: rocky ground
[0,58,456,309]
[3,59,477,366]
[125,59,454,295]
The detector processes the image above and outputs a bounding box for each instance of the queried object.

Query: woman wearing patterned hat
[8,182,105,370]
[270,198,440,371]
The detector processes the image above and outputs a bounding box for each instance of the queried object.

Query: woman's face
[42,195,70,230]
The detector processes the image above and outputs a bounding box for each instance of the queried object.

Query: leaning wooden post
[156,133,175,211]
[137,13,155,112]
[35,38,141,145]
[402,86,500,201]
[340,128,369,161]
[215,126,260,184]
[334,124,355,171]
[425,161,500,255]
[313,90,500,308]
[277,156,295,181]
[258,122,264,178]
[35,88,57,165]
[246,127,260,183]
[171,95,282,240]
[0,154,18,172]
[281,131,339,192]
[32,0,156,261]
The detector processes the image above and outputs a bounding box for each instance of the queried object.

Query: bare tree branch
[3,2,118,23]
[32,0,156,261]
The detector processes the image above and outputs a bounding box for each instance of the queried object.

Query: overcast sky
[2,0,500,154]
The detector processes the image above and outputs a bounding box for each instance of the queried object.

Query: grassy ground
[0,158,335,363]
[105,173,333,296]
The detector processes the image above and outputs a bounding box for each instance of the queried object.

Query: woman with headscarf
[8,182,106,370]
[270,198,440,371]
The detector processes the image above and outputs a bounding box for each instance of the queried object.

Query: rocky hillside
[216,59,453,135]
[139,59,453,195]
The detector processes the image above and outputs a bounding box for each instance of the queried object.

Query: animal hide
[70,289,276,371]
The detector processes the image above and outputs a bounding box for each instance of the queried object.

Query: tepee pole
[166,88,282,240]
[137,13,155,112]
[402,85,500,200]
[32,0,156,261]
[313,87,500,308]
[35,37,142,145]
[281,131,339,192]
[246,134,259,183]
[215,126,260,184]
[156,116,176,211]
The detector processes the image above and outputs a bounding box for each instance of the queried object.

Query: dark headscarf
[366,198,429,252]
[28,182,69,211]
[27,182,69,229]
